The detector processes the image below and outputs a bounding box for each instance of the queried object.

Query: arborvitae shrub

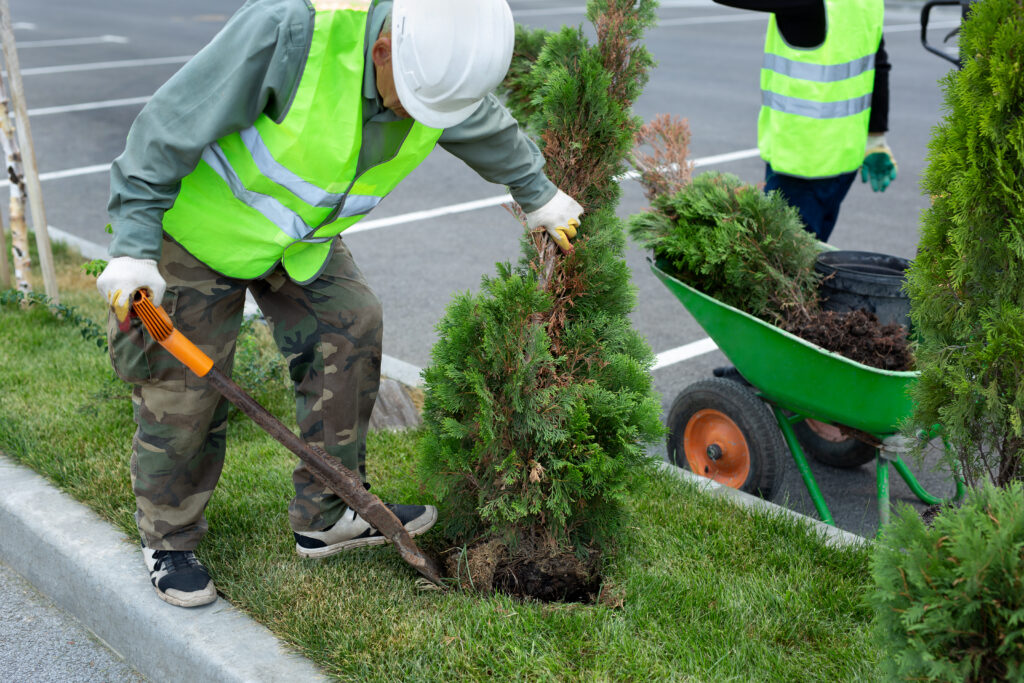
[419,0,662,556]
[869,481,1024,681]
[628,171,821,326]
[906,0,1024,487]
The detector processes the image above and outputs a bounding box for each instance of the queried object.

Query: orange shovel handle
[131,292,214,378]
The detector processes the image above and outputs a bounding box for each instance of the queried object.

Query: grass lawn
[0,245,882,681]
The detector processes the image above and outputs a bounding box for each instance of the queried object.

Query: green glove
[860,133,897,192]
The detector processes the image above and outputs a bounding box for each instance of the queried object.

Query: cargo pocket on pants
[107,289,183,385]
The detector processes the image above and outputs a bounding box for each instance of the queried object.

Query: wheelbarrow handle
[129,292,443,586]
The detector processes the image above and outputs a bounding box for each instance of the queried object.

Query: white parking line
[653,337,719,370]
[18,55,190,77]
[886,20,960,33]
[657,14,765,27]
[20,148,761,227]
[13,13,953,81]
[346,195,510,234]
[655,16,961,31]
[0,163,112,188]
[516,0,713,17]
[350,148,760,234]
[17,35,128,49]
[29,96,150,117]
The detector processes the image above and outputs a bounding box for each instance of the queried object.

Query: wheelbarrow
[650,261,964,528]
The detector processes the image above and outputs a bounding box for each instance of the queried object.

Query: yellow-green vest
[162,0,443,284]
[757,0,883,178]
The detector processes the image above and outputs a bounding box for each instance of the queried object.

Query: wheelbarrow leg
[876,451,890,528]
[771,407,835,525]
[877,434,967,534]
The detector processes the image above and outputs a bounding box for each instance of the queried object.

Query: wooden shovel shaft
[131,294,442,585]
[202,367,441,582]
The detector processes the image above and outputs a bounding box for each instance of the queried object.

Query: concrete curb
[657,461,869,549]
[0,455,326,683]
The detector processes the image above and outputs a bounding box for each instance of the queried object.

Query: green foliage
[869,482,1024,682]
[906,0,1024,487]
[420,268,568,541]
[420,0,663,552]
[629,171,821,325]
[0,288,106,349]
[231,317,289,412]
[497,24,550,126]
[82,259,107,278]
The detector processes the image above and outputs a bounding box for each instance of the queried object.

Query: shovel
[129,291,443,586]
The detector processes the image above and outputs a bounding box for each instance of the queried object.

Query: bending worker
[715,0,897,241]
[96,0,583,608]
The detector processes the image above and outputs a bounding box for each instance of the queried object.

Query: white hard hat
[391,0,514,129]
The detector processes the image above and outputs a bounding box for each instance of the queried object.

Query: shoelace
[153,549,204,573]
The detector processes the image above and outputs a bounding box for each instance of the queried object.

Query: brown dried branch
[632,114,694,201]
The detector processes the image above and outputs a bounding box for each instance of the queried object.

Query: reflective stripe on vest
[161,2,442,283]
[761,91,873,119]
[762,53,875,84]
[757,0,883,178]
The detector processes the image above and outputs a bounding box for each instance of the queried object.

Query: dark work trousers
[764,163,858,242]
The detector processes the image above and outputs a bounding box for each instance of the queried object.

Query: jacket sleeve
[438,94,557,213]
[868,37,890,134]
[107,0,311,261]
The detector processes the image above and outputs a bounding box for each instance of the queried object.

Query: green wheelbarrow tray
[651,261,915,437]
[651,260,963,528]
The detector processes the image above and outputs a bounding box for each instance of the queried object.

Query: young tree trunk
[0,195,8,289]
[0,0,58,302]
[0,74,30,303]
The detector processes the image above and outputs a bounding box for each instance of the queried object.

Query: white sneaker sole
[295,506,438,559]
[153,580,217,608]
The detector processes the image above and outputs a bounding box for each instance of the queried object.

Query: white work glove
[525,189,584,253]
[96,256,166,323]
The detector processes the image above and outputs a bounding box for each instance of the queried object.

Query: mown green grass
[0,247,882,681]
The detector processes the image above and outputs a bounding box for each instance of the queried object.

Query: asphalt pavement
[0,559,144,682]
[7,0,964,538]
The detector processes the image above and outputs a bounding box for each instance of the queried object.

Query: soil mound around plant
[783,309,914,371]
[443,539,604,604]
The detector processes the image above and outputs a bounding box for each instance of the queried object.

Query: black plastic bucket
[814,250,912,329]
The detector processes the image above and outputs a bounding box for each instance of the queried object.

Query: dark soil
[442,539,605,604]
[921,500,962,527]
[783,309,914,371]
[920,503,943,527]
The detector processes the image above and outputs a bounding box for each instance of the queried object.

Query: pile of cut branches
[630,169,912,371]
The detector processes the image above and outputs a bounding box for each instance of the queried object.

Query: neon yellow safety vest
[757,0,883,179]
[162,0,443,284]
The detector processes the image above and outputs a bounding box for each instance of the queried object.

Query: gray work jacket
[107,0,556,262]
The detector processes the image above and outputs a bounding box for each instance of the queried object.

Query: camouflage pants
[107,236,383,550]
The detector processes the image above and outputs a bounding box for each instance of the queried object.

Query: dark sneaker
[294,503,438,559]
[142,543,217,608]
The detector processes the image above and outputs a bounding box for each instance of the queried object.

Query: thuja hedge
[869,482,1024,681]
[905,0,1024,487]
[870,5,1024,680]
[417,0,663,552]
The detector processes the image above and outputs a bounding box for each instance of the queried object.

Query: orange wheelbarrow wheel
[667,377,783,499]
